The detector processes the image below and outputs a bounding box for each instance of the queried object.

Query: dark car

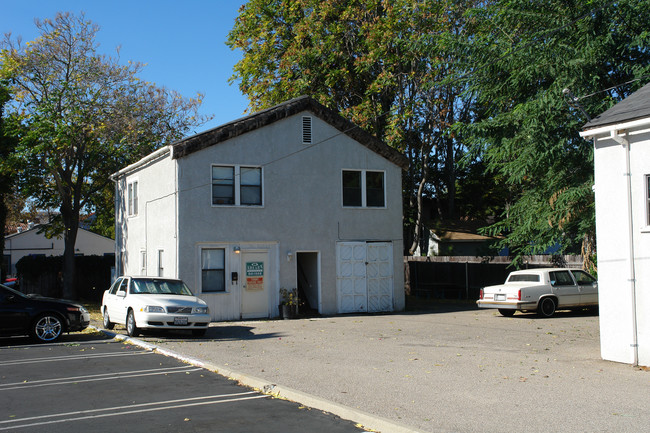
[0,283,90,342]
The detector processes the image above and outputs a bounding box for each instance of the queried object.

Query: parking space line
[0,365,201,391]
[0,393,269,431]
[0,350,153,366]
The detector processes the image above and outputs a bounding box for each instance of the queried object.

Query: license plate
[173,317,188,325]
[494,294,506,301]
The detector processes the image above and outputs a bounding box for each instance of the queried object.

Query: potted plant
[279,287,297,319]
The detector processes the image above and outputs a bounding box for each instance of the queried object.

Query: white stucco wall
[592,128,650,366]
[114,148,178,279]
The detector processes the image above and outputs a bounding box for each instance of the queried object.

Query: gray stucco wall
[175,111,404,317]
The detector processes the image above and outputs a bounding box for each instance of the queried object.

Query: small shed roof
[171,96,409,170]
[582,82,650,131]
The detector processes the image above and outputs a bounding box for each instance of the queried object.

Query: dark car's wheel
[126,310,139,337]
[31,314,64,342]
[537,297,557,318]
[102,308,115,330]
[498,309,516,317]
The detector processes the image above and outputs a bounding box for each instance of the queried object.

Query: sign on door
[246,261,264,291]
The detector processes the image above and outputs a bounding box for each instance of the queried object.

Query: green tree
[0,82,15,281]
[1,12,210,298]
[228,0,482,254]
[462,0,650,268]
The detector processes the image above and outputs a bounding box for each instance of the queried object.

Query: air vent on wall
[302,116,312,144]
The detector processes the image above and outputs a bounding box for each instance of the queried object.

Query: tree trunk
[409,153,430,255]
[60,198,80,300]
[0,193,6,281]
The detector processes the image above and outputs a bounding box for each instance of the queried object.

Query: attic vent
[302,116,312,144]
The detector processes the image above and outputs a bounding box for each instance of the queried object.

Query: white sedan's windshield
[130,279,193,296]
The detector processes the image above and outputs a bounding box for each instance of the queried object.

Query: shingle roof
[582,82,650,131]
[171,96,409,170]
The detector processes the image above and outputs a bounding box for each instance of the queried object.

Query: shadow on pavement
[404,295,479,314]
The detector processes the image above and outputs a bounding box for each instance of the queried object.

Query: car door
[107,278,129,324]
[0,287,30,335]
[571,270,598,305]
[548,270,580,307]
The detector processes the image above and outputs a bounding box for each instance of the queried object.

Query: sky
[1,0,251,132]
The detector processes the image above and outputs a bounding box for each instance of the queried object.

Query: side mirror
[550,280,556,286]
[117,290,126,298]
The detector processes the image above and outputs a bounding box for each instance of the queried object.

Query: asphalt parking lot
[0,332,364,433]
[112,304,650,433]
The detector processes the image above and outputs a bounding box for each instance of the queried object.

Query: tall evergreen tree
[463,0,650,268]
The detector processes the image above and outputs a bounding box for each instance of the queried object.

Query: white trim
[110,146,171,180]
[580,116,650,139]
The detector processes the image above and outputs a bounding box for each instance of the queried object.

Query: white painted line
[0,366,202,391]
[0,393,269,431]
[0,350,153,366]
[0,365,193,388]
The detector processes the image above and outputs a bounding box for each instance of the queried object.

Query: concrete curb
[92,326,427,433]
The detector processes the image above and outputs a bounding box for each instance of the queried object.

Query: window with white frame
[342,170,385,207]
[157,249,164,277]
[127,180,138,216]
[212,165,262,206]
[140,250,146,275]
[201,248,226,292]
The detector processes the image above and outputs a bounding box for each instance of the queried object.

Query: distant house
[3,225,115,277]
[580,82,650,367]
[419,228,502,257]
[111,96,408,321]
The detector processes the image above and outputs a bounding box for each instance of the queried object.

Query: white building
[580,83,650,366]
[111,97,408,321]
[3,225,115,277]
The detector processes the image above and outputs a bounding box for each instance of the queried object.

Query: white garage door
[336,242,394,313]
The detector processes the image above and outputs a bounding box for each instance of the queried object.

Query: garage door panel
[337,242,394,314]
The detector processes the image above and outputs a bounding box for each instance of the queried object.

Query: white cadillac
[101,276,210,337]
[477,268,598,317]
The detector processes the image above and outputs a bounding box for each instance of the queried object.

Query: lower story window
[201,248,225,292]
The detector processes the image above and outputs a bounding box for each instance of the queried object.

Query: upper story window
[342,170,385,208]
[127,180,138,216]
[212,165,262,206]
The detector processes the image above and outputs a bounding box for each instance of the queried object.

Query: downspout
[110,175,121,279]
[609,130,639,366]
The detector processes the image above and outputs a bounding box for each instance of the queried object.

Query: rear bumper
[476,300,537,310]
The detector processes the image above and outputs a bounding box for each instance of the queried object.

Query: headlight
[143,306,165,313]
[193,306,209,314]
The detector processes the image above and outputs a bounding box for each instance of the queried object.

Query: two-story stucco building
[111,96,408,321]
[580,82,650,367]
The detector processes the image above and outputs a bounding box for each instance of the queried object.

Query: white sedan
[101,276,210,337]
[477,268,598,317]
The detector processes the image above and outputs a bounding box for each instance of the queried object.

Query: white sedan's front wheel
[126,310,139,337]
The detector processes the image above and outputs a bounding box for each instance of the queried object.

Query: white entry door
[241,252,269,319]
[337,242,394,313]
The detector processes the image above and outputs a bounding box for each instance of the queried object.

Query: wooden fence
[404,255,583,301]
